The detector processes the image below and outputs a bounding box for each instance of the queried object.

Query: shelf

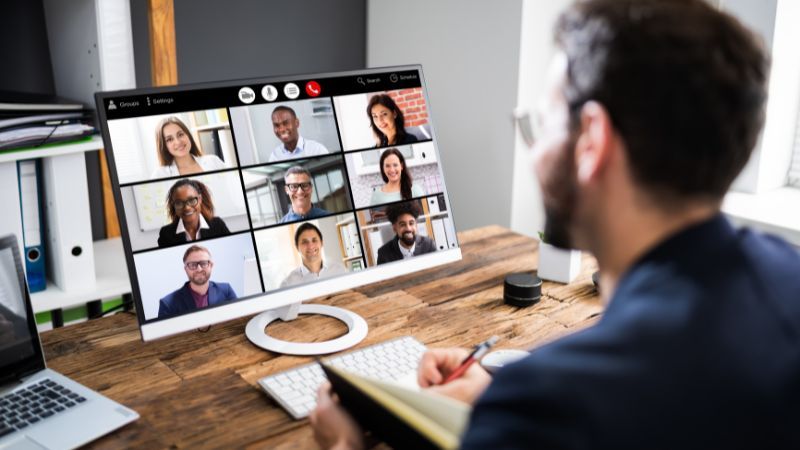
[0,135,104,163]
[194,122,230,132]
[30,237,131,313]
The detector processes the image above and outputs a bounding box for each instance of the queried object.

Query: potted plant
[537,232,582,284]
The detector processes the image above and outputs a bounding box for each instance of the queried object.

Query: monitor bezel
[95,64,462,341]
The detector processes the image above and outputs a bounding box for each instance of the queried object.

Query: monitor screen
[96,66,461,342]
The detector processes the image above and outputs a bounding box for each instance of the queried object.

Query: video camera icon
[238,87,256,104]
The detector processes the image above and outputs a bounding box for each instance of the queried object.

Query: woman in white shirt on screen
[369,148,424,205]
[150,116,227,178]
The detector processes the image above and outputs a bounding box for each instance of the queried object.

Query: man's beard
[400,230,416,246]
[190,271,210,286]
[542,133,578,250]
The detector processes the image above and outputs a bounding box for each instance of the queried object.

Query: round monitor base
[245,304,368,355]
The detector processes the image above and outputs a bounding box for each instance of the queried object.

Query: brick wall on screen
[388,88,429,128]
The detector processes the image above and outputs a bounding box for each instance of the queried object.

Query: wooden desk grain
[40,226,602,449]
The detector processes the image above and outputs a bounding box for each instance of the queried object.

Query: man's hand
[309,382,365,450]
[418,348,492,405]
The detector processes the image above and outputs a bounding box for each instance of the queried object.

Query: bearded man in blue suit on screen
[157,245,237,319]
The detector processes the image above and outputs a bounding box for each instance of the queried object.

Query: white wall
[367,0,523,231]
[510,0,573,238]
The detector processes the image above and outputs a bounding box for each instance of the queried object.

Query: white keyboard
[258,336,427,419]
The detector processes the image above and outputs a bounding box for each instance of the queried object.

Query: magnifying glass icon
[357,77,366,86]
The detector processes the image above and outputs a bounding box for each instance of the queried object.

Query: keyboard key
[0,426,14,437]
[259,336,426,420]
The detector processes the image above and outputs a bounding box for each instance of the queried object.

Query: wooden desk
[40,226,602,449]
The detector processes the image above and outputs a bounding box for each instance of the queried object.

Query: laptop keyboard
[258,336,427,419]
[0,378,86,437]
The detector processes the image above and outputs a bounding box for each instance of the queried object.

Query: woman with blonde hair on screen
[370,148,424,205]
[151,116,227,178]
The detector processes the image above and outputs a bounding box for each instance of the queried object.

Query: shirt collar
[299,259,327,276]
[608,213,735,308]
[282,135,305,154]
[175,214,210,240]
[398,238,416,258]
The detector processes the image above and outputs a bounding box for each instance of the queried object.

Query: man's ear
[574,101,614,183]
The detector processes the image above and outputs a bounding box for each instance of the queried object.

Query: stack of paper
[0,91,96,151]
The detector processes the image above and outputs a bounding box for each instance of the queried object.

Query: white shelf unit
[0,139,131,314]
[31,238,130,313]
[0,135,104,164]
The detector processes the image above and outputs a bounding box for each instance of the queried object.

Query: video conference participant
[376,201,436,264]
[269,106,330,162]
[279,166,330,223]
[312,0,800,448]
[157,245,237,319]
[370,148,425,205]
[367,94,419,148]
[280,222,347,288]
[151,116,227,178]
[158,179,231,247]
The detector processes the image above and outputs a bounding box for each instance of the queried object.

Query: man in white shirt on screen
[269,106,329,162]
[280,222,346,288]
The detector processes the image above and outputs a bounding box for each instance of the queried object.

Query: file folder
[17,160,47,292]
[0,162,24,268]
[431,219,448,251]
[42,153,96,292]
[443,216,459,250]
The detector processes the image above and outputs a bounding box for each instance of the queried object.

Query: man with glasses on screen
[269,106,330,162]
[310,0,800,448]
[279,166,330,223]
[157,245,237,319]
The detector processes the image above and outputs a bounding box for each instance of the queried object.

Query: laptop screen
[0,235,45,384]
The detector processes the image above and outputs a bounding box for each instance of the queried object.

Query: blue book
[17,159,46,292]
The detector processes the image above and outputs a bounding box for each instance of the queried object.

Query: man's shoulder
[417,235,437,250]
[161,283,189,302]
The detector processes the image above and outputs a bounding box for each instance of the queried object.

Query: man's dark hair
[555,0,768,201]
[294,222,323,247]
[385,201,421,224]
[272,105,297,118]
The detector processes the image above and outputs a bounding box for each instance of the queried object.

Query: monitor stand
[245,303,368,355]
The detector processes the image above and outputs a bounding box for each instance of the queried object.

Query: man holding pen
[311,0,800,448]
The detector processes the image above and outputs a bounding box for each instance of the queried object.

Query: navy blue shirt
[463,215,800,449]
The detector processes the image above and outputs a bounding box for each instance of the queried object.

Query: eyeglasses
[286,182,312,192]
[185,260,211,270]
[174,196,199,210]
[513,107,540,148]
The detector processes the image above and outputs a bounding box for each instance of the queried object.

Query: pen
[443,335,499,384]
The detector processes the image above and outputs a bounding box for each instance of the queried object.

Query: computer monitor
[95,66,461,355]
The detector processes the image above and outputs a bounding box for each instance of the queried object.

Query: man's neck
[304,259,323,274]
[293,204,311,216]
[285,138,299,152]
[589,196,719,303]
[189,282,209,295]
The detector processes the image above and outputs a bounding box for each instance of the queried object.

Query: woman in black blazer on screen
[157,178,230,247]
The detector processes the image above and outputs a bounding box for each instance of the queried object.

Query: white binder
[42,153,97,291]
[431,219,448,251]
[0,162,24,263]
[443,216,459,249]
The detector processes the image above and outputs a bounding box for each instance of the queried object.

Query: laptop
[0,235,138,450]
